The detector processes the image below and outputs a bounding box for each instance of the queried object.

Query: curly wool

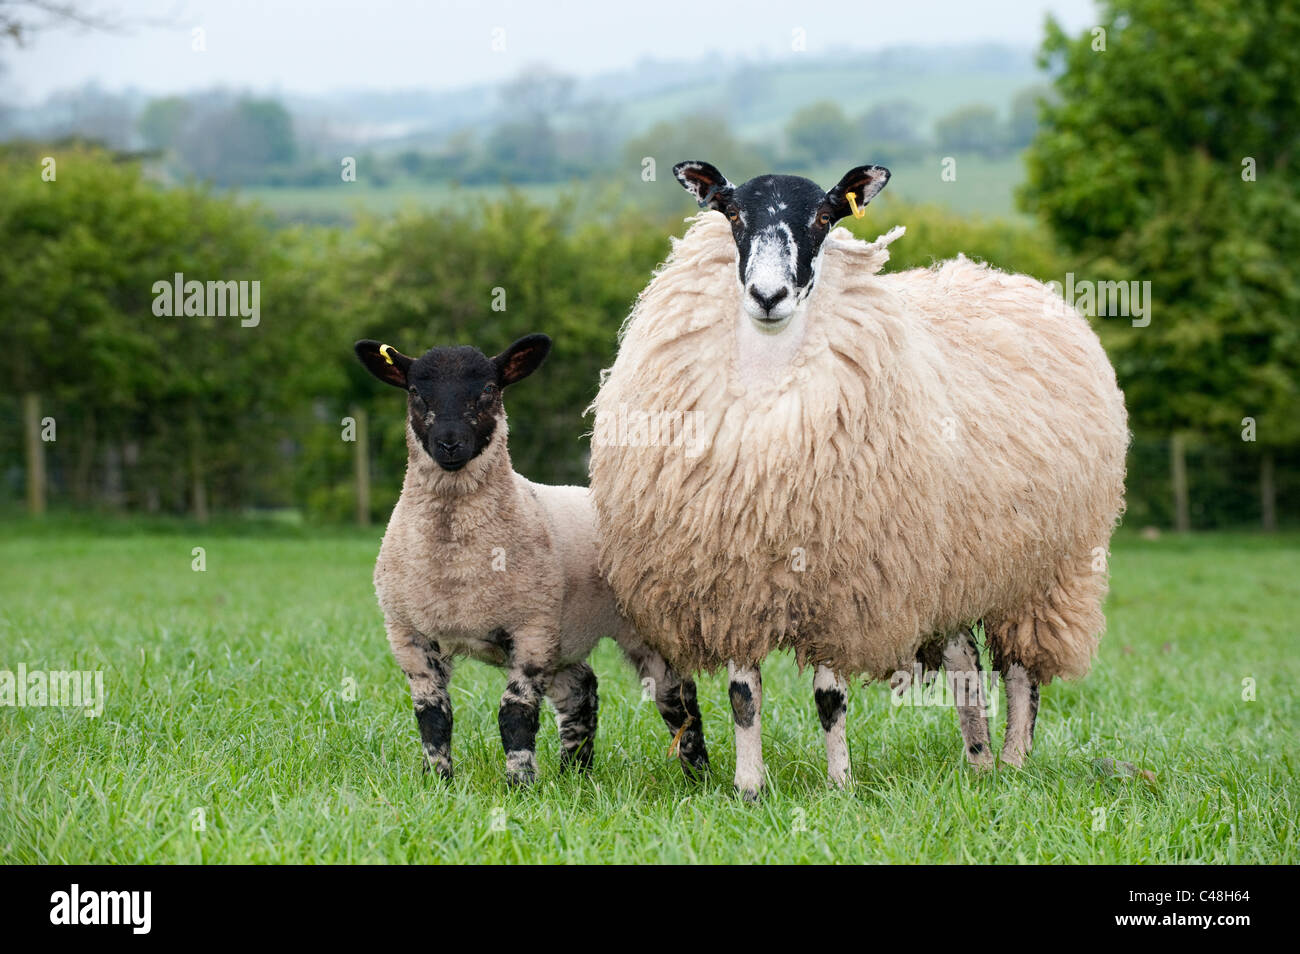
[589,213,1128,684]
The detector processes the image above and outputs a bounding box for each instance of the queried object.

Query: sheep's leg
[546,662,599,773]
[498,666,547,786]
[621,641,710,780]
[942,628,993,768]
[813,665,852,786]
[385,617,454,779]
[1000,662,1039,768]
[728,661,764,801]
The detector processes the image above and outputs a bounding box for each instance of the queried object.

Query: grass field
[1,524,1296,863]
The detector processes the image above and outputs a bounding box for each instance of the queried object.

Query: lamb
[356,333,709,786]
[588,161,1128,799]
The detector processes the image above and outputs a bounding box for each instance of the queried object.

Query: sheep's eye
[727,208,740,223]
[818,211,831,226]
[482,383,497,396]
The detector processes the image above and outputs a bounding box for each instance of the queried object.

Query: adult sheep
[588,160,1128,799]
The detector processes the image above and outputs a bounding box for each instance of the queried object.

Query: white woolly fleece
[589,213,1128,683]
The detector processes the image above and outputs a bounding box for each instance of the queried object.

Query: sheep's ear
[355,339,414,389]
[493,334,551,387]
[825,165,890,222]
[673,160,734,211]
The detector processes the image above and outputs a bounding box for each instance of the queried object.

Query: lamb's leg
[942,628,993,768]
[728,660,764,801]
[621,641,710,780]
[499,668,547,786]
[813,664,851,786]
[385,617,454,779]
[546,662,598,773]
[1000,662,1040,768]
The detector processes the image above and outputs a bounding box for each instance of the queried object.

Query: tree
[498,65,574,119]
[138,96,192,151]
[0,0,119,47]
[483,118,559,182]
[860,99,923,145]
[1006,84,1051,149]
[1020,0,1300,530]
[785,100,854,163]
[622,114,770,215]
[934,103,1005,157]
[0,144,320,518]
[176,98,297,184]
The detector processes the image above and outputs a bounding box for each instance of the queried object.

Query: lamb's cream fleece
[589,212,1128,684]
[375,418,622,669]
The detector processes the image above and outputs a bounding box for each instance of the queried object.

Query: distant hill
[2,43,1044,221]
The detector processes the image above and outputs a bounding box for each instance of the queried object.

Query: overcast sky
[3,0,1099,101]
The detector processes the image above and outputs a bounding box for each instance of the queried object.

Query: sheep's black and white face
[673,161,890,331]
[354,335,551,472]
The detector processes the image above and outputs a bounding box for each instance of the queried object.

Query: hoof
[966,743,995,769]
[680,748,711,783]
[734,784,763,803]
[827,771,854,789]
[998,749,1026,769]
[558,748,594,774]
[506,769,537,788]
[505,751,538,787]
[422,756,453,780]
[681,753,712,785]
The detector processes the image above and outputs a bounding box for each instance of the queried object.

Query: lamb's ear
[355,339,414,389]
[825,165,891,222]
[493,334,552,387]
[673,160,734,211]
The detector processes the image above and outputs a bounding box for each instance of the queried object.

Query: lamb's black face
[353,334,552,473]
[673,161,890,330]
[406,347,502,471]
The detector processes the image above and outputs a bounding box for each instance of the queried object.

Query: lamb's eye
[482,383,497,396]
[727,208,740,223]
[818,211,831,226]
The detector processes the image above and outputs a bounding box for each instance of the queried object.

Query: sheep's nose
[749,286,789,314]
[436,439,462,455]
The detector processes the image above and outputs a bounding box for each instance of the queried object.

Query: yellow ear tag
[379,344,396,366]
[846,191,866,219]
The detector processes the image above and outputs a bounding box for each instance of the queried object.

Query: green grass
[1,524,1296,863]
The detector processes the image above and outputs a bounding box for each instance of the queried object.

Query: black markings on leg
[388,629,455,779]
[814,686,846,732]
[499,675,544,785]
[660,676,710,779]
[620,641,710,780]
[1028,682,1040,743]
[728,662,764,799]
[548,663,599,773]
[499,680,541,751]
[729,679,756,729]
[414,699,453,779]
